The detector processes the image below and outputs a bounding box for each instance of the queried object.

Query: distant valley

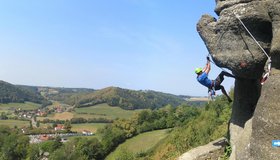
[0,80,206,110]
[0,79,230,160]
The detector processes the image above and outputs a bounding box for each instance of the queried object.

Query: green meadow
[106,129,169,160]
[0,120,30,128]
[74,103,141,119]
[71,123,107,133]
[0,102,41,112]
[38,103,141,121]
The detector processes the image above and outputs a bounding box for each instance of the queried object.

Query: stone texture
[229,80,260,160]
[233,118,252,160]
[197,0,271,79]
[249,69,280,160]
[197,0,280,160]
[177,138,227,160]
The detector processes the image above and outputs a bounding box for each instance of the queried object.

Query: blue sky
[0,0,234,96]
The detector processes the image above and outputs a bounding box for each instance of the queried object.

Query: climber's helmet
[195,68,203,74]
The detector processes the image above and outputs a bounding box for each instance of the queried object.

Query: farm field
[0,120,30,128]
[185,97,208,102]
[37,112,74,121]
[45,101,73,109]
[37,103,141,121]
[106,129,169,160]
[71,123,107,133]
[0,102,41,112]
[74,103,141,119]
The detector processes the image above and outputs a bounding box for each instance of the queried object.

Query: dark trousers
[213,71,234,90]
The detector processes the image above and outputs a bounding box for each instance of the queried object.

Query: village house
[39,134,52,141]
[54,124,64,131]
[36,111,47,117]
[82,130,93,136]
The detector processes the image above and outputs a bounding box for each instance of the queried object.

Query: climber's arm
[203,60,211,74]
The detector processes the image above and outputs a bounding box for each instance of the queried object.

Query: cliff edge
[197,0,280,159]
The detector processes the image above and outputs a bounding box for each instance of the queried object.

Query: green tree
[40,140,62,153]
[0,112,8,120]
[100,125,126,154]
[36,121,40,128]
[27,144,40,160]
[49,139,87,160]
[1,133,29,160]
[64,120,72,132]
[76,138,104,159]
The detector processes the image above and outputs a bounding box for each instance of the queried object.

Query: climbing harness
[233,12,272,85]
[205,55,222,101]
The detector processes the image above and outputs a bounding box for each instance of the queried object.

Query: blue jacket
[197,72,212,88]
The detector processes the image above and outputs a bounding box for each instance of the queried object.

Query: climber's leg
[215,72,225,85]
[220,85,232,102]
[221,71,235,78]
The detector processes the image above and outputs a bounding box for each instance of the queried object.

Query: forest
[0,81,51,107]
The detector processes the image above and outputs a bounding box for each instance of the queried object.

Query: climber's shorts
[212,72,226,90]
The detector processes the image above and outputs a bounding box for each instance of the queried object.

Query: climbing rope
[233,11,272,85]
[233,12,270,59]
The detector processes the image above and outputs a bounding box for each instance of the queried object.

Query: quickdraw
[260,59,271,85]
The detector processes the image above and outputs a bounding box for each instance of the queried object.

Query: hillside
[106,129,169,160]
[0,81,188,110]
[31,86,95,102]
[0,81,50,106]
[66,87,186,110]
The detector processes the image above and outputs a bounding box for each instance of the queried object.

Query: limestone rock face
[197,0,280,160]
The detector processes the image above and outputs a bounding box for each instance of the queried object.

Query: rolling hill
[65,87,187,110]
[0,80,50,106]
[33,86,95,102]
[0,80,190,110]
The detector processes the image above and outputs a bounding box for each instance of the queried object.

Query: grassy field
[0,120,30,128]
[0,102,41,112]
[51,112,74,120]
[186,97,208,102]
[37,103,141,122]
[106,129,169,160]
[37,112,74,121]
[71,123,107,133]
[74,103,141,119]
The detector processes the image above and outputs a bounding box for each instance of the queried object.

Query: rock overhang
[198,0,273,79]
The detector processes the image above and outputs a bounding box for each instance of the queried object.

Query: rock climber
[195,56,234,102]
